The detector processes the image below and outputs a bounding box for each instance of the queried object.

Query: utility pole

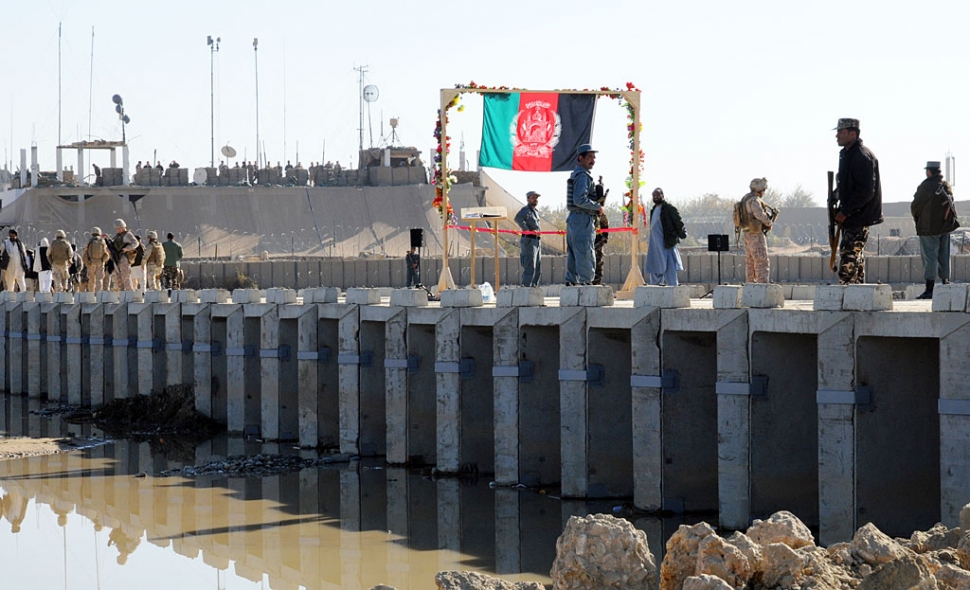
[208,35,220,167]
[254,38,261,169]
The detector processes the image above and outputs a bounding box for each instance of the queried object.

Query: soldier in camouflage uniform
[740,178,774,283]
[834,118,883,284]
[47,230,74,292]
[111,219,139,291]
[143,231,166,291]
[82,227,111,292]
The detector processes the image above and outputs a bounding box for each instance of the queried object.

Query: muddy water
[0,396,703,589]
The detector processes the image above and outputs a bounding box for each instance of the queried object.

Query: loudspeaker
[707,234,730,252]
[410,228,424,248]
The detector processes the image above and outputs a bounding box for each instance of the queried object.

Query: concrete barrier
[1,292,966,546]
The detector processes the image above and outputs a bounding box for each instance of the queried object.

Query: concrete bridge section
[0,284,968,545]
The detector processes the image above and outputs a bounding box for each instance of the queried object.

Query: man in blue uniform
[565,144,603,285]
[515,190,542,286]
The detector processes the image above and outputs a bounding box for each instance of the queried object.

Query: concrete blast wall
[0,288,967,546]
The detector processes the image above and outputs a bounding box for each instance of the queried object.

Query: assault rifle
[827,171,840,272]
[594,176,610,245]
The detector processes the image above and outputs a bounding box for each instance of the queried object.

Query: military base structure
[0,281,967,552]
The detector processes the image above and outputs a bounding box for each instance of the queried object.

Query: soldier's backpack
[732,196,751,246]
[87,237,106,263]
[732,196,751,231]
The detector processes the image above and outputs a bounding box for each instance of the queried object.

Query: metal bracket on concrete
[435,361,460,373]
[492,365,519,378]
[716,376,767,397]
[89,336,111,346]
[26,333,44,342]
[193,342,223,356]
[111,337,133,348]
[816,386,872,407]
[7,331,23,340]
[66,336,90,345]
[939,399,970,416]
[298,347,331,362]
[631,370,680,393]
[337,351,373,366]
[558,365,605,385]
[259,345,291,361]
[383,354,420,373]
[166,340,194,353]
[518,360,535,384]
[226,345,257,357]
[48,335,63,343]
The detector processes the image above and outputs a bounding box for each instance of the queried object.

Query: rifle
[827,171,840,272]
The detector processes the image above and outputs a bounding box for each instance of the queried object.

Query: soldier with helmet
[111,219,139,291]
[82,227,111,292]
[143,231,166,291]
[47,229,74,292]
[739,178,775,283]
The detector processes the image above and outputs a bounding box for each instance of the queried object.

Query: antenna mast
[58,22,62,146]
[354,65,368,153]
[88,27,94,140]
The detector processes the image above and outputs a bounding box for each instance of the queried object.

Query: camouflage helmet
[750,178,768,192]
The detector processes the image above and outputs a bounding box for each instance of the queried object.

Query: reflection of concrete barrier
[1,292,968,548]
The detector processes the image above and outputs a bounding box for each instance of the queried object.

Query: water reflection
[0,394,707,589]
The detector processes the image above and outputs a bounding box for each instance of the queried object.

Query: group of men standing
[513,117,956,294]
[0,219,184,294]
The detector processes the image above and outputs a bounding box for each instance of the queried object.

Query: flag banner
[479,92,595,172]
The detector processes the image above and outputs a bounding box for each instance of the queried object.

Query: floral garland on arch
[432,81,645,223]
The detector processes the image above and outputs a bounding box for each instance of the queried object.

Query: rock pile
[543,510,970,590]
[657,510,970,590]
[550,513,657,589]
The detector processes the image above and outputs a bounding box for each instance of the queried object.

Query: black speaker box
[410,228,424,248]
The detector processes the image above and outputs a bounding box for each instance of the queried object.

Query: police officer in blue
[565,144,603,285]
[515,190,542,286]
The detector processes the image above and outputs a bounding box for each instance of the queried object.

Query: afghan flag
[479,92,595,172]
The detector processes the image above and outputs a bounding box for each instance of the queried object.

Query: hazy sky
[3,0,968,209]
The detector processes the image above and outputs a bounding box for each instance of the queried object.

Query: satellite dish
[363,85,379,102]
[221,145,237,158]
[193,169,208,185]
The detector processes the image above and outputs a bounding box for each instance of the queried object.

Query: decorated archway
[432,83,646,295]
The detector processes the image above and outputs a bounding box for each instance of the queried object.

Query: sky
[2,0,969,210]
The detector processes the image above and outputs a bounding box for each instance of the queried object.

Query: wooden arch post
[436,87,644,294]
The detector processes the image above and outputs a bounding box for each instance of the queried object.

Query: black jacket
[650,201,687,249]
[837,139,883,228]
[912,172,959,236]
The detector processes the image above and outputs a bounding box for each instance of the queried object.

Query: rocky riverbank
[366,507,970,590]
